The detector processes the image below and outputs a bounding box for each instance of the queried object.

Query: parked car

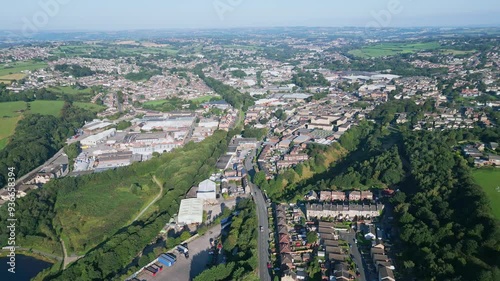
[267,262,272,268]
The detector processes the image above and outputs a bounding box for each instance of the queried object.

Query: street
[339,230,373,281]
[244,147,272,281]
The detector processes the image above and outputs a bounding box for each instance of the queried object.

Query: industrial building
[177,198,204,224]
[197,179,217,200]
[81,128,117,146]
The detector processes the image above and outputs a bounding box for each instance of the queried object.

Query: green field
[54,44,178,58]
[0,101,27,149]
[143,99,169,106]
[48,86,92,95]
[0,73,27,84]
[472,168,500,220]
[0,61,48,76]
[0,100,104,148]
[348,42,442,58]
[439,49,476,55]
[189,95,220,103]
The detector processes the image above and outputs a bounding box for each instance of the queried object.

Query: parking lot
[140,225,222,281]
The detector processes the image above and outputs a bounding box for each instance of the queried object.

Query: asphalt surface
[244,148,272,281]
[339,230,373,281]
[140,225,222,281]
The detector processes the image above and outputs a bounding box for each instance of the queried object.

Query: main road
[244,147,272,281]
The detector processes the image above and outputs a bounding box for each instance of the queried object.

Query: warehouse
[197,179,217,200]
[177,198,204,225]
[80,128,116,146]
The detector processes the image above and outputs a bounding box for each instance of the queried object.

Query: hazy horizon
[1,0,499,32]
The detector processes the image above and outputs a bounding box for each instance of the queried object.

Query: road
[339,230,371,281]
[244,147,272,281]
[141,225,222,281]
[1,132,84,190]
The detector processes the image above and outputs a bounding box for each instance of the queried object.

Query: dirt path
[133,175,164,222]
[61,239,83,269]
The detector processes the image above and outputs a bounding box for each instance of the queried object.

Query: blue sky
[2,0,500,30]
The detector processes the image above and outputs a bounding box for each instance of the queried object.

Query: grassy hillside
[55,174,160,254]
[472,168,500,220]
[0,101,27,149]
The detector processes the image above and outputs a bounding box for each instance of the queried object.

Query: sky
[1,0,499,31]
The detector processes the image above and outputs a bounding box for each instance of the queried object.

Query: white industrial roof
[177,198,204,224]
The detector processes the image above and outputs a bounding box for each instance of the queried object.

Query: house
[320,191,332,202]
[329,253,347,262]
[379,266,396,281]
[361,191,374,200]
[333,262,352,281]
[371,247,385,258]
[281,253,295,270]
[282,269,297,281]
[349,191,361,201]
[331,191,346,201]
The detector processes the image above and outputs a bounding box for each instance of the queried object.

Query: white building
[197,179,217,200]
[80,128,116,146]
[177,198,204,224]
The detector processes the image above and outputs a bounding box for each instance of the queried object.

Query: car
[184,252,189,259]
[356,271,360,277]
[267,262,272,268]
[260,226,264,232]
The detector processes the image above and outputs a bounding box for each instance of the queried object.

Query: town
[0,25,498,281]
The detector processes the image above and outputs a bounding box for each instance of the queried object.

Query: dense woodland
[193,198,258,281]
[0,102,95,187]
[194,65,255,111]
[395,131,500,281]
[291,70,330,88]
[54,64,96,77]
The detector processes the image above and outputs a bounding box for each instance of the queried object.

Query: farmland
[472,168,500,220]
[0,73,27,84]
[0,60,48,76]
[53,44,178,58]
[348,42,442,58]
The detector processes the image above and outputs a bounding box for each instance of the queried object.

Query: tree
[179,231,191,242]
[306,231,318,244]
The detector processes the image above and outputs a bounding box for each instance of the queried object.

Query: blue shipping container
[163,253,177,262]
[158,257,173,267]
[160,254,176,263]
